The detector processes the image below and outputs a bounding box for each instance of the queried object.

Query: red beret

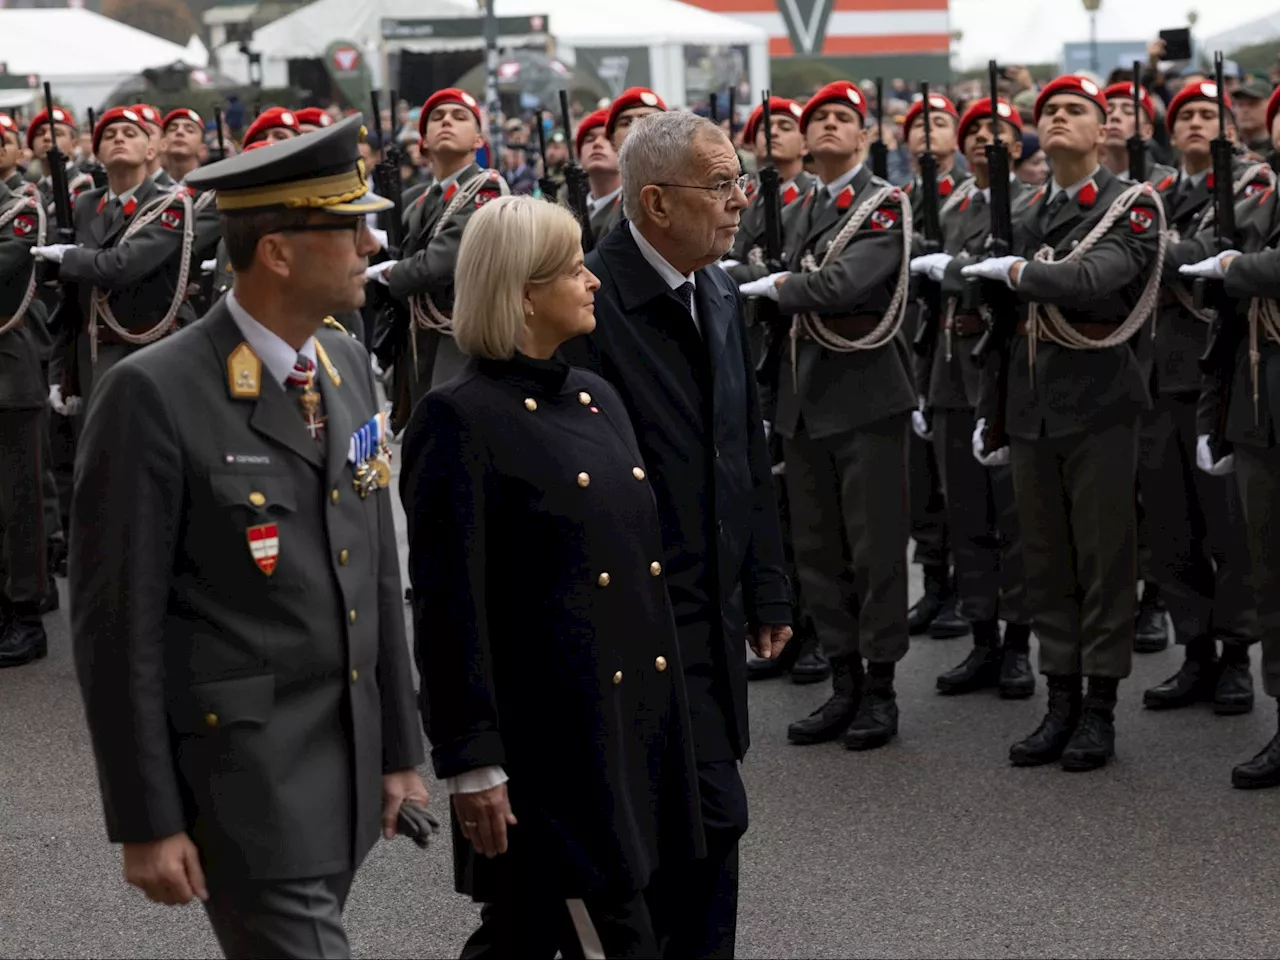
[1035,75,1109,124]
[743,96,803,145]
[419,88,482,139]
[25,105,76,149]
[244,107,303,145]
[132,104,163,129]
[1167,80,1234,132]
[575,108,610,153]
[294,107,334,129]
[902,93,959,134]
[800,81,867,132]
[242,139,275,153]
[1102,82,1157,124]
[92,105,151,154]
[1269,86,1280,137]
[161,108,204,133]
[606,87,667,136]
[957,97,1024,145]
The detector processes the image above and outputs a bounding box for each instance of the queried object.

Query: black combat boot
[1061,677,1117,771]
[746,624,805,681]
[1214,641,1254,716]
[908,565,949,635]
[844,662,899,751]
[998,622,1036,700]
[1134,582,1170,653]
[0,604,48,668]
[936,619,1001,695]
[928,592,971,639]
[40,577,60,615]
[1232,702,1280,789]
[1009,675,1082,766]
[1143,635,1219,710]
[789,637,831,685]
[787,655,862,745]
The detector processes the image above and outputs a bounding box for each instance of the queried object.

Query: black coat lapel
[694,268,733,371]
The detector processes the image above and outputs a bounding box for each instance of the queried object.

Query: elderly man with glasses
[561,109,791,959]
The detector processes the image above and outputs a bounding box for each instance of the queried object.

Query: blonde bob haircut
[452,195,584,360]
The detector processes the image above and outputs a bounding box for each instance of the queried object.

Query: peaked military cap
[185,114,392,216]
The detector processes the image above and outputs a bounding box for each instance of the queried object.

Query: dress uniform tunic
[402,354,702,952]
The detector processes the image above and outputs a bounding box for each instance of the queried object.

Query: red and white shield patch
[475,188,500,209]
[870,207,898,230]
[1129,208,1153,234]
[246,523,279,576]
[1246,182,1267,198]
[13,214,34,237]
[160,210,182,230]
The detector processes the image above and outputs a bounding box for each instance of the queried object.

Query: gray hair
[619,111,726,222]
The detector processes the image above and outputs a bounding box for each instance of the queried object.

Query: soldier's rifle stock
[559,90,595,253]
[214,106,228,162]
[912,83,944,357]
[533,109,560,202]
[758,91,784,270]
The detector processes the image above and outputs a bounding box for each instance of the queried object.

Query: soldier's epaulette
[322,315,355,338]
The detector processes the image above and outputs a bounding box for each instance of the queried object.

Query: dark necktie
[674,281,695,317]
[285,355,326,445]
[1039,190,1069,228]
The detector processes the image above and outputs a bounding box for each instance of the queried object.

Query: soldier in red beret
[575,108,622,245]
[1099,81,1175,186]
[0,113,27,195]
[27,105,86,212]
[160,109,205,185]
[131,104,172,188]
[606,86,667,151]
[293,107,334,133]
[243,107,303,147]
[959,74,1165,772]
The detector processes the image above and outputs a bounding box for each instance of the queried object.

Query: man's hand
[971,417,1010,467]
[382,769,431,840]
[961,256,1025,289]
[1196,435,1235,476]
[912,399,933,441]
[1179,251,1240,280]
[122,833,208,905]
[910,252,953,282]
[739,272,788,300]
[749,623,793,660]
[365,260,397,285]
[30,243,77,264]
[454,783,517,858]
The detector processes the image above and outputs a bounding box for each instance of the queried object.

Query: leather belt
[1016,319,1123,341]
[802,314,884,340]
[949,313,986,337]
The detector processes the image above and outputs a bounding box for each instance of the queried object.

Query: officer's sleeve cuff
[445,765,509,795]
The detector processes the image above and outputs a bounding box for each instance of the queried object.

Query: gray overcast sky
[949,0,1280,68]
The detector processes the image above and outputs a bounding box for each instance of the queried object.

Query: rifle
[559,90,595,253]
[912,84,944,357]
[1127,61,1146,182]
[533,109,559,202]
[83,106,107,188]
[757,91,783,270]
[709,92,719,125]
[42,84,74,249]
[869,77,888,180]
[1198,51,1241,460]
[214,106,227,161]
[970,61,1018,455]
[39,83,86,395]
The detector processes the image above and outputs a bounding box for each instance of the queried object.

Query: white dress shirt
[225,290,318,386]
[628,220,700,334]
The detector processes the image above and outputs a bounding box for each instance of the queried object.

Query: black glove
[396,800,442,849]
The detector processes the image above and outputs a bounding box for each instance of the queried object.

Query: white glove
[719,258,741,270]
[200,258,217,273]
[49,384,82,416]
[370,227,388,251]
[738,272,789,300]
[910,252,953,283]
[365,260,398,285]
[1179,250,1241,281]
[911,400,932,441]
[971,417,1010,467]
[31,243,77,264]
[961,256,1026,290]
[1196,434,1235,475]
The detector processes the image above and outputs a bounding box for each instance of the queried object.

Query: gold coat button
[524,398,537,411]
[655,656,668,672]
[632,467,645,481]
[330,488,340,505]
[348,608,357,624]
[650,561,662,577]
[612,671,623,685]
[248,491,266,507]
[204,712,219,728]
[350,669,359,683]
[579,391,592,405]
[338,549,350,566]
[597,572,611,587]
[577,472,591,488]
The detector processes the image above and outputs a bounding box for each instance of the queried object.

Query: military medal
[299,377,326,441]
[348,412,388,498]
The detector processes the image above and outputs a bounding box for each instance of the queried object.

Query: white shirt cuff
[444,765,509,795]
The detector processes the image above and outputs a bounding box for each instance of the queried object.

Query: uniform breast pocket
[209,472,298,579]
[173,673,275,736]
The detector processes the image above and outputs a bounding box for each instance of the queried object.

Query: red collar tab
[443,182,458,203]
[938,175,954,198]
[781,183,799,205]
[1077,179,1098,208]
[1157,174,1176,192]
[835,185,854,211]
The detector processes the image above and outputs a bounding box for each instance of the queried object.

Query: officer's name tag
[225,453,272,466]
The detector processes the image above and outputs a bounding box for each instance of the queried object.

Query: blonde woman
[400,196,702,958]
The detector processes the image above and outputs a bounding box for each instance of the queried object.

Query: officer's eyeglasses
[651,174,751,202]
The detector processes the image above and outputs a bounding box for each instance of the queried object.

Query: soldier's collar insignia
[314,340,341,388]
[781,182,799,205]
[227,342,262,399]
[1157,174,1176,192]
[939,174,954,198]
[835,185,854,211]
[123,196,137,218]
[1077,179,1098,208]
[1206,173,1216,190]
[444,182,459,203]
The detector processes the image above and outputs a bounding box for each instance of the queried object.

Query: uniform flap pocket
[179,673,275,734]
[210,471,298,514]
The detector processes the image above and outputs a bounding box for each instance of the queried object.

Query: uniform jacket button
[348,609,357,624]
[524,398,537,411]
[248,491,266,506]
[650,561,662,576]
[655,656,667,672]
[330,488,340,505]
[578,391,592,405]
[350,669,359,683]
[612,671,623,685]
[597,572,611,587]
[578,472,591,488]
[632,467,645,480]
[204,712,219,728]
[338,549,350,566]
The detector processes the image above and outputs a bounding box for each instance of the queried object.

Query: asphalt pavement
[3,487,1280,959]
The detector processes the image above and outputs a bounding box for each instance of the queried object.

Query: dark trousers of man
[934,408,1029,626]
[783,413,911,663]
[909,431,950,571]
[1234,445,1280,697]
[203,871,355,959]
[646,620,749,960]
[1009,418,1139,678]
[1138,393,1255,645]
[0,407,47,613]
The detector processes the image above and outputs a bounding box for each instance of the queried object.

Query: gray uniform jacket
[0,183,49,409]
[71,300,423,880]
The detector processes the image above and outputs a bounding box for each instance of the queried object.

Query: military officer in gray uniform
[71,115,428,958]
[739,80,914,752]
[961,75,1163,773]
[0,181,51,667]
[381,88,505,399]
[573,108,624,247]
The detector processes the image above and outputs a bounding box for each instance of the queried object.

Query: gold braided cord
[216,169,364,211]
[282,183,371,209]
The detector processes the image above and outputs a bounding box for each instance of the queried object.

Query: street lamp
[1082,0,1102,74]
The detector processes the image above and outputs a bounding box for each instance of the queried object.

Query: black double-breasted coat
[401,353,703,901]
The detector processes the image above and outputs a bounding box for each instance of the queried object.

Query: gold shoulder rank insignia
[314,340,342,387]
[227,342,261,399]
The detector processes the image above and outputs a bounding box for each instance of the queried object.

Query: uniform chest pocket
[174,673,275,735]
[210,472,298,516]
